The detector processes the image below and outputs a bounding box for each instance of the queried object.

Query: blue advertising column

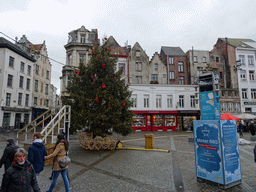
[194,120,242,188]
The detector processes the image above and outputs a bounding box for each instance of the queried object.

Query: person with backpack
[0,138,19,172]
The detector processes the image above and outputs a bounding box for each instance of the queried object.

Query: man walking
[1,148,41,192]
[28,132,47,176]
[0,138,19,172]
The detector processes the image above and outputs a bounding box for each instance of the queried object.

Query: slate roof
[0,37,36,62]
[219,38,255,48]
[161,46,186,56]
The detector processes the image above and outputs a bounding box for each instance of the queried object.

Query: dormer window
[80,34,86,43]
[136,50,140,57]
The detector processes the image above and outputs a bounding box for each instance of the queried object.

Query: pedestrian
[45,133,69,192]
[0,148,41,192]
[238,121,243,138]
[0,138,19,172]
[28,132,47,176]
[249,121,255,136]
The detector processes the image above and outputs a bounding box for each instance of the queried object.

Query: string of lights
[0,32,66,66]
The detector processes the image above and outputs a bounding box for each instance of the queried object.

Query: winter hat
[7,138,15,145]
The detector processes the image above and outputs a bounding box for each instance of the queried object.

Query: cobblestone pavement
[0,130,256,191]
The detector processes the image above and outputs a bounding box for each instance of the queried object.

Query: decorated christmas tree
[62,39,133,137]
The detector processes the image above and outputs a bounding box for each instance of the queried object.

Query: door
[146,115,152,131]
[2,113,11,131]
[15,113,21,129]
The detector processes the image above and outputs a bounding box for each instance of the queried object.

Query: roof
[33,44,43,51]
[106,36,120,47]
[161,46,186,56]
[110,46,128,57]
[0,37,36,62]
[219,38,255,48]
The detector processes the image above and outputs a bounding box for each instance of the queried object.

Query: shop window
[153,115,164,126]
[133,114,145,127]
[165,115,176,126]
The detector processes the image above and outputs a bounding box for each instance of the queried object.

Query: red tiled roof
[33,44,43,51]
[110,46,127,57]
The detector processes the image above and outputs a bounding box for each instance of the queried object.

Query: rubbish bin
[145,134,154,149]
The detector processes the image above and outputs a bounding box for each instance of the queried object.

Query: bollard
[145,134,154,149]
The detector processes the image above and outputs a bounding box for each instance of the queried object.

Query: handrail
[16,114,52,141]
[41,105,68,143]
[17,107,59,134]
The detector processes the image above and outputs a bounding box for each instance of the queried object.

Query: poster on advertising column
[194,120,224,184]
[200,91,215,120]
[220,120,241,184]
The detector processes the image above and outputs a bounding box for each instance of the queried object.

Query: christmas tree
[62,39,134,137]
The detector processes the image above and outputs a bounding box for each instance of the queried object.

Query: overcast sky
[1,0,256,94]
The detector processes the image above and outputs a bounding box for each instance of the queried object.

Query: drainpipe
[224,37,228,88]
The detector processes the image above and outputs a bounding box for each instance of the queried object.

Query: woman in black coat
[250,121,255,136]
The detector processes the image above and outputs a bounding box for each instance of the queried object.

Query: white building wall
[236,48,256,113]
[129,84,200,111]
[0,47,34,129]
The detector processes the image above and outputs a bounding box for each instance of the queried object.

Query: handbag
[59,154,71,168]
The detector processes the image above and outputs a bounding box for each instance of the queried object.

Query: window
[80,34,86,43]
[67,75,71,88]
[67,54,72,65]
[235,91,238,97]
[42,68,44,77]
[79,53,86,64]
[228,91,232,97]
[34,97,37,106]
[36,65,39,75]
[249,70,255,81]
[235,103,240,112]
[41,82,43,92]
[169,57,174,64]
[242,88,248,99]
[220,72,223,79]
[131,95,137,108]
[190,95,196,108]
[136,50,140,57]
[156,95,161,108]
[7,74,13,87]
[136,76,142,84]
[135,62,142,71]
[170,71,175,79]
[251,89,256,99]
[19,76,24,88]
[179,95,184,108]
[118,63,125,75]
[197,67,203,76]
[27,65,31,75]
[151,74,158,81]
[216,57,219,62]
[202,57,206,63]
[46,99,49,107]
[40,98,43,106]
[178,62,184,72]
[26,79,30,90]
[239,55,245,65]
[20,62,25,72]
[18,93,22,105]
[35,80,38,92]
[221,103,227,112]
[46,70,50,79]
[167,95,173,108]
[25,94,29,106]
[240,70,246,81]
[248,55,254,65]
[6,93,11,106]
[144,95,149,108]
[228,103,233,112]
[9,56,14,68]
[179,77,184,85]
[193,56,197,62]
[222,91,225,97]
[245,107,252,113]
[45,84,48,95]
[155,63,158,70]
